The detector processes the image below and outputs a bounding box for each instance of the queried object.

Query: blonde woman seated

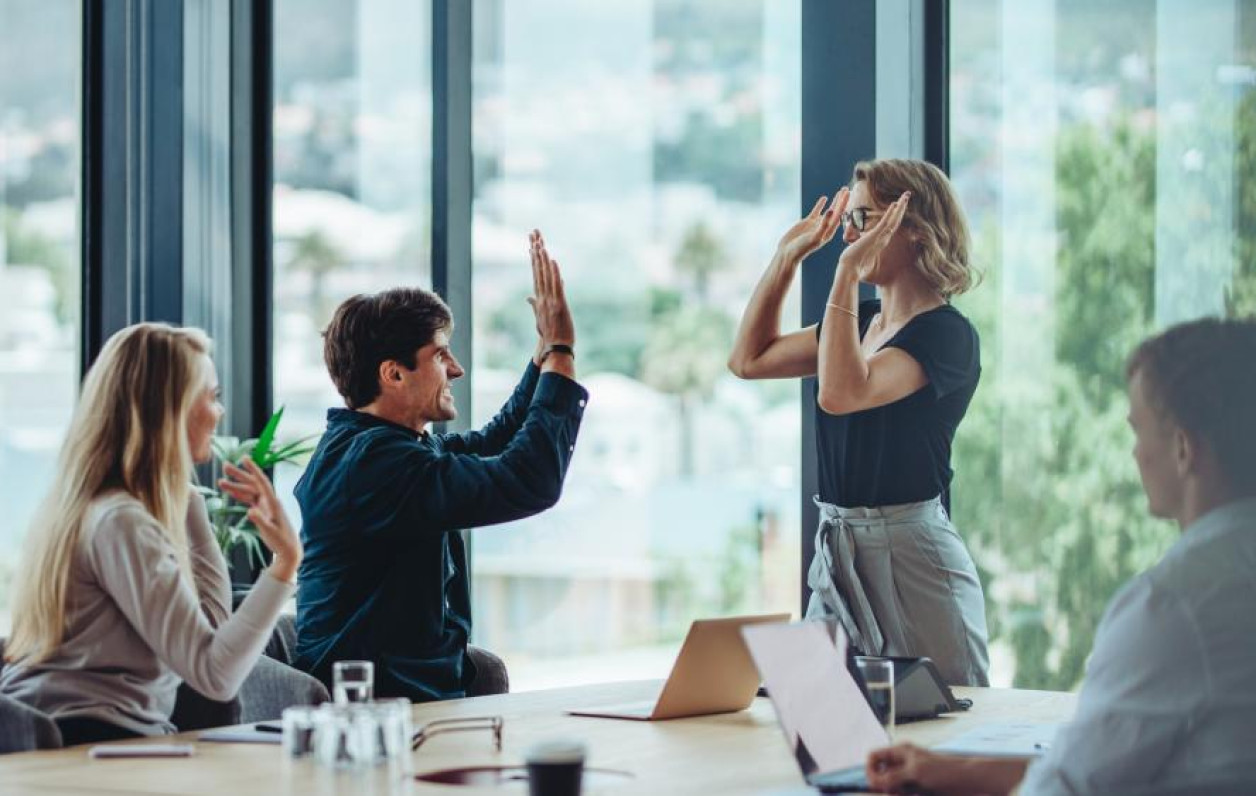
[0,323,302,746]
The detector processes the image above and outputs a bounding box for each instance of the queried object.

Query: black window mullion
[923,0,950,173]
[230,0,273,438]
[80,0,185,373]
[799,0,878,615]
[431,0,474,436]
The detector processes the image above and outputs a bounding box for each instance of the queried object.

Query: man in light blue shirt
[866,318,1256,795]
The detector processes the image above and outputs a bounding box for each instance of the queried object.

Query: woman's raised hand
[838,190,910,281]
[776,188,847,265]
[218,458,303,583]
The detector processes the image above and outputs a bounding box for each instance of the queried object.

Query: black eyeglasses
[840,207,882,232]
[411,715,503,752]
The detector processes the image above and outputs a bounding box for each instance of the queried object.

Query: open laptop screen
[742,621,888,777]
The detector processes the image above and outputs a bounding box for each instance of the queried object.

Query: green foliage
[674,221,727,301]
[653,558,698,642]
[1228,92,1256,319]
[1,209,77,323]
[716,521,761,615]
[953,101,1256,689]
[200,407,317,567]
[287,230,345,328]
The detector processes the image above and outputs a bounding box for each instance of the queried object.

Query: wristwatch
[541,343,575,363]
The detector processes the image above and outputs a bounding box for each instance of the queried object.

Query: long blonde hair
[5,323,212,664]
[852,158,978,298]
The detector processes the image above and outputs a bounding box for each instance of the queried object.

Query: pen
[254,722,283,734]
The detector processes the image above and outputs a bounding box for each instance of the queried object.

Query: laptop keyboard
[810,765,870,792]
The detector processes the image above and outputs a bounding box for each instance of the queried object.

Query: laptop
[567,613,789,721]
[742,621,887,793]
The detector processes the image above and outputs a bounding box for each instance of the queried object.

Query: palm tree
[287,229,345,327]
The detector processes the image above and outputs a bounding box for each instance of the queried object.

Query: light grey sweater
[0,491,293,735]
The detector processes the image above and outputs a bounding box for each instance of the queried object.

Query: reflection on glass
[470,0,803,689]
[271,0,433,511]
[949,0,1256,689]
[0,1,81,633]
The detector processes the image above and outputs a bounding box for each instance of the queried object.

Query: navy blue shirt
[815,300,980,509]
[293,362,588,701]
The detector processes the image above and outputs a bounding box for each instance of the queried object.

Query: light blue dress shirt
[1020,498,1256,795]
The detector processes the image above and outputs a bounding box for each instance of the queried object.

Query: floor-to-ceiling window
[0,1,81,633]
[271,0,433,512]
[949,0,1256,688]
[469,0,802,690]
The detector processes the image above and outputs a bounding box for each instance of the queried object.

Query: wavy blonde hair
[5,323,212,664]
[852,158,978,298]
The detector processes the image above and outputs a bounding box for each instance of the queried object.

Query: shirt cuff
[533,371,589,417]
[520,360,541,393]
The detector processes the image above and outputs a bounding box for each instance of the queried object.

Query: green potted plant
[196,407,318,579]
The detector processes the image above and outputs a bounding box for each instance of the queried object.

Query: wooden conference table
[0,680,1076,795]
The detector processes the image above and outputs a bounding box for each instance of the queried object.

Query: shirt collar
[1164,496,1256,563]
[327,407,426,440]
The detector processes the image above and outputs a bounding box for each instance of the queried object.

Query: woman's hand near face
[837,190,910,282]
[776,189,847,265]
[218,459,303,584]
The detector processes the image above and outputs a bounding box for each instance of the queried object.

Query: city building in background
[1,1,1252,696]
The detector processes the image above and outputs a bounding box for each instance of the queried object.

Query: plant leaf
[270,434,321,463]
[211,436,241,463]
[252,407,285,467]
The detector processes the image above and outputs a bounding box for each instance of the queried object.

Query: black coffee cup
[524,739,586,796]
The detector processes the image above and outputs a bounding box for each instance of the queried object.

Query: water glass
[362,698,413,770]
[281,705,317,759]
[333,660,374,704]
[856,657,895,738]
[313,704,363,769]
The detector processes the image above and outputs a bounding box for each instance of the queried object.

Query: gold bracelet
[825,302,858,320]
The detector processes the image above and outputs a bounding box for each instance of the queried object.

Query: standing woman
[1,323,302,744]
[729,159,988,685]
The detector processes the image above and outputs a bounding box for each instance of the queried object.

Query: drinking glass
[363,698,413,770]
[312,704,362,769]
[281,705,317,759]
[856,657,895,738]
[333,660,374,704]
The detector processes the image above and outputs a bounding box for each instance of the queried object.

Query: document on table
[199,725,283,745]
[743,621,889,774]
[933,722,1062,758]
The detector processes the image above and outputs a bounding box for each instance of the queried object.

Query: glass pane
[272,0,433,510]
[0,1,81,634]
[949,0,1256,688]
[471,0,802,690]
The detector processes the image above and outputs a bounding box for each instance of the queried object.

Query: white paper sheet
[198,726,283,745]
[743,621,889,775]
[933,722,1061,758]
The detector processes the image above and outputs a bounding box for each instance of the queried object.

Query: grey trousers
[805,496,990,686]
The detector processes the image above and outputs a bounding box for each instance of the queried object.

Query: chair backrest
[263,614,299,666]
[0,637,65,753]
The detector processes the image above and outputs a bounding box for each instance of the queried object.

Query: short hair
[1127,317,1256,490]
[323,287,453,409]
[851,158,977,298]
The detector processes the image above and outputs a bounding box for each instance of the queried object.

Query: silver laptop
[567,613,788,721]
[742,621,888,792]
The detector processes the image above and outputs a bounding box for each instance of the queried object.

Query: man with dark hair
[293,231,587,702]
[866,317,1256,795]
